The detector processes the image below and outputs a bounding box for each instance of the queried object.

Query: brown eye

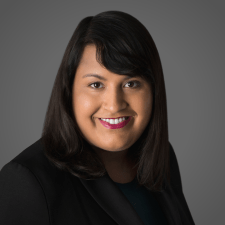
[125,81,141,88]
[88,80,141,89]
[89,82,103,89]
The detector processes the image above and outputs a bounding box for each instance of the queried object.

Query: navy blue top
[114,177,168,225]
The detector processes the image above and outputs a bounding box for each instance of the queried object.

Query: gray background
[0,0,224,224]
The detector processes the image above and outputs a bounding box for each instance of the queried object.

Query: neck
[91,145,137,183]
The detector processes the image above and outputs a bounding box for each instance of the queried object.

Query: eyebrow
[82,73,136,81]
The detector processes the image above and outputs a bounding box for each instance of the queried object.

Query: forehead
[79,44,98,66]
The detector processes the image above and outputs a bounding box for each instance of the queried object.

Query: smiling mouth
[98,116,132,129]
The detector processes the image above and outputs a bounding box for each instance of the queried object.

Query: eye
[89,82,104,89]
[88,80,141,89]
[124,81,141,88]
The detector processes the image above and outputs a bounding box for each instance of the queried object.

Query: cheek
[144,96,153,113]
[73,91,97,118]
[135,93,153,119]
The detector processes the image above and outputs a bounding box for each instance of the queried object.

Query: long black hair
[41,10,170,192]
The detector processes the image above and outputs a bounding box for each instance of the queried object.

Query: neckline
[113,176,137,185]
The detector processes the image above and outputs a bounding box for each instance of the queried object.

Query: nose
[102,87,127,113]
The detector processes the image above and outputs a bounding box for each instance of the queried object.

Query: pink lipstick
[98,116,132,129]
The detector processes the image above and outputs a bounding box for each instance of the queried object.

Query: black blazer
[0,138,195,225]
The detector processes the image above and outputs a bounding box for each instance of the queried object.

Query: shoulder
[0,138,67,197]
[168,141,183,191]
[0,139,51,224]
[0,138,81,224]
[1,138,64,183]
[9,137,53,173]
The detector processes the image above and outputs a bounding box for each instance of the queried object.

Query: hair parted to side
[41,10,171,192]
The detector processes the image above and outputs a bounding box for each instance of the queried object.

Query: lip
[98,116,132,129]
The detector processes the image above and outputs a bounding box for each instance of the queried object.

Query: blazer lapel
[79,173,145,225]
[79,173,182,225]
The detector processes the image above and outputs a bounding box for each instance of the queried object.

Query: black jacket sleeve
[0,161,49,225]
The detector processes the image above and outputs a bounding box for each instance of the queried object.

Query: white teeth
[101,117,127,124]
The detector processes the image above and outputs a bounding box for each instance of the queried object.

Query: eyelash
[88,80,141,89]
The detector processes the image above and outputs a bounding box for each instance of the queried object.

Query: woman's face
[72,44,153,152]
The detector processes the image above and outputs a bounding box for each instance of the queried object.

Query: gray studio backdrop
[0,1,224,224]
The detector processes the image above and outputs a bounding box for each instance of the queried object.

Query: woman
[0,11,195,225]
